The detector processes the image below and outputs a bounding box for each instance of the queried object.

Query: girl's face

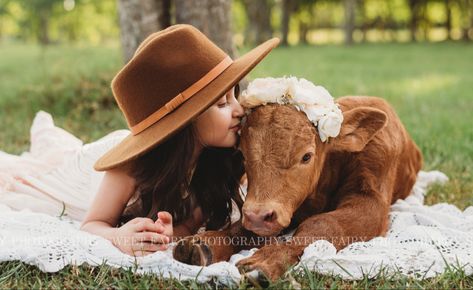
[195,85,244,148]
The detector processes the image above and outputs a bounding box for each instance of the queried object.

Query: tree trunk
[281,0,295,46]
[459,0,472,41]
[242,0,273,46]
[420,2,429,41]
[470,3,473,41]
[445,0,452,40]
[161,0,172,28]
[117,0,171,63]
[38,10,50,45]
[174,0,235,58]
[409,0,424,42]
[386,0,398,42]
[298,22,309,44]
[0,1,5,42]
[359,0,368,42]
[344,0,356,45]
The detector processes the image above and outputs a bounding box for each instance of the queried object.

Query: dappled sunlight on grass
[393,73,460,99]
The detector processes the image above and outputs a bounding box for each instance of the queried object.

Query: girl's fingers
[152,221,165,233]
[157,211,173,225]
[131,217,154,224]
[135,232,170,244]
[134,220,161,232]
[155,222,165,232]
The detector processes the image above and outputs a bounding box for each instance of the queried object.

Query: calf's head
[239,104,387,236]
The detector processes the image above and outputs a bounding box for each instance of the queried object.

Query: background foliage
[0,0,472,288]
[1,0,472,45]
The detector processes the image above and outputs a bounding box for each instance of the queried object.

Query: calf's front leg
[173,221,268,266]
[237,194,390,281]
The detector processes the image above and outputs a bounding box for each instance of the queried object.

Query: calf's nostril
[263,210,276,223]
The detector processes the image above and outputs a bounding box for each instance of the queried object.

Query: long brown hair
[119,123,245,231]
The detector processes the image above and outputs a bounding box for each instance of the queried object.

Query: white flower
[313,86,334,107]
[238,93,264,108]
[240,76,344,142]
[303,104,331,122]
[318,109,343,142]
[285,78,311,104]
[239,77,287,107]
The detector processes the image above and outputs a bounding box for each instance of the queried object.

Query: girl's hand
[155,211,173,238]
[112,217,170,257]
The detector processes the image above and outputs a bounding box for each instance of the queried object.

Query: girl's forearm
[80,221,119,242]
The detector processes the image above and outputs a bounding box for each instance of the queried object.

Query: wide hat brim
[94,38,280,171]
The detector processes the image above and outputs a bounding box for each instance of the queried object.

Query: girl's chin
[217,135,238,148]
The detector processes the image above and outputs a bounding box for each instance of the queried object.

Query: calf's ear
[329,107,387,152]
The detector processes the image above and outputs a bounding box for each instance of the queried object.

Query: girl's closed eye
[217,98,228,108]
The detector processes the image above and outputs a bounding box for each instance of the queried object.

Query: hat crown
[111,25,228,129]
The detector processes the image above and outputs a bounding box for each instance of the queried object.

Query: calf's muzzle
[241,203,286,236]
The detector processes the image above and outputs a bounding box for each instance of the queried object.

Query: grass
[0,41,472,288]
[1,258,473,288]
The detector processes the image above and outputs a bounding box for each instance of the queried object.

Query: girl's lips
[230,124,241,132]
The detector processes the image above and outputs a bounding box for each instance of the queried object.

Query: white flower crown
[239,77,343,142]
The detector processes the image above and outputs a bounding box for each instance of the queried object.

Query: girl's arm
[81,167,169,256]
[80,167,136,235]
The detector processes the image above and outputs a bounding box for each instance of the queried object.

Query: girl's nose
[232,101,244,118]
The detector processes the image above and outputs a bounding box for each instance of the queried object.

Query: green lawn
[0,41,472,288]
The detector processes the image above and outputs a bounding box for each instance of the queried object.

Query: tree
[281,0,297,46]
[456,0,472,41]
[344,0,356,44]
[281,0,317,46]
[242,0,273,46]
[0,0,10,42]
[408,0,427,42]
[117,0,171,62]
[294,0,316,45]
[117,0,235,62]
[298,14,311,44]
[174,0,235,57]
[470,1,473,40]
[19,0,63,45]
[445,0,453,40]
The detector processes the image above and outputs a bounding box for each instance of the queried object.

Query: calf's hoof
[173,236,213,266]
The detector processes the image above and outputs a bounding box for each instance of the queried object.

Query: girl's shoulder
[103,163,137,201]
[108,162,136,182]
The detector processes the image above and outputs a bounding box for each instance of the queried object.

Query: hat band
[130,55,234,135]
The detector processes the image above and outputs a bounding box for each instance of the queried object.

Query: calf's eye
[301,153,312,163]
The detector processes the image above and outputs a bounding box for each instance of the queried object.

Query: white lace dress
[0,111,472,285]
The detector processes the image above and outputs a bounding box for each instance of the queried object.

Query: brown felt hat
[94,24,279,171]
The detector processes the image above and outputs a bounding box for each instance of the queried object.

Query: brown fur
[173,96,423,281]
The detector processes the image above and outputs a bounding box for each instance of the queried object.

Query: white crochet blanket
[0,111,472,285]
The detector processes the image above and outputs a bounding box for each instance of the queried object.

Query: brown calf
[173,96,423,280]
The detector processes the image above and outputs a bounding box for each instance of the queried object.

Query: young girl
[80,24,279,257]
